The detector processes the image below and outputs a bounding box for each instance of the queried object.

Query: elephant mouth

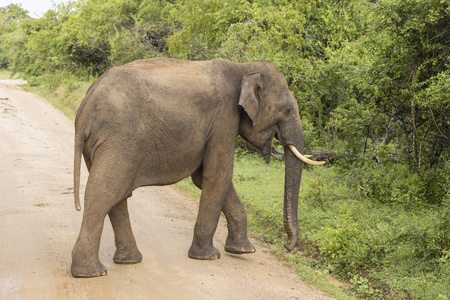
[260,132,276,163]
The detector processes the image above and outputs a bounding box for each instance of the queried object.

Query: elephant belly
[134,142,205,188]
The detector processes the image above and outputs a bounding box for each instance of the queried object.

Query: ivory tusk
[288,145,325,165]
[304,155,312,158]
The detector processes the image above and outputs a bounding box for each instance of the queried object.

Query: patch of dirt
[0,79,27,86]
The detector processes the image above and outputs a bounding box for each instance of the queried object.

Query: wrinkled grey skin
[72,58,304,278]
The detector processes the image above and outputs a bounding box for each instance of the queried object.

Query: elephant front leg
[222,185,256,254]
[108,197,142,264]
[191,169,255,255]
[188,188,224,260]
[188,143,237,260]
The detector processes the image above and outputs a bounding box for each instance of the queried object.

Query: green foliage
[0,0,174,78]
[350,275,382,299]
[1,0,447,171]
[359,0,449,171]
[0,4,29,71]
[60,0,173,72]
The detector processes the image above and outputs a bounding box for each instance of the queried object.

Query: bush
[26,75,40,86]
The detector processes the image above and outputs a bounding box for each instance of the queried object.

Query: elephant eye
[284,107,292,115]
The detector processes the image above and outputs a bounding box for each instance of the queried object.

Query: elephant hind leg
[71,154,138,277]
[109,197,142,264]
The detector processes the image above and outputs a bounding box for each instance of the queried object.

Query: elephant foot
[113,247,143,264]
[188,243,221,260]
[225,236,256,254]
[71,259,107,278]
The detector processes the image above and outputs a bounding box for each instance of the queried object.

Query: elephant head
[238,63,324,251]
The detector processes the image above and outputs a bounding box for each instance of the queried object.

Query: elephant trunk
[282,140,303,251]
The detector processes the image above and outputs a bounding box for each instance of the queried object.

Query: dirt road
[0,80,332,299]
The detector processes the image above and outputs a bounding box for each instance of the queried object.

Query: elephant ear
[238,72,263,127]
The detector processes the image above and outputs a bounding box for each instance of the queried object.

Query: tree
[332,0,449,172]
[0,4,29,69]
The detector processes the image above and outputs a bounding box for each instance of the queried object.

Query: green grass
[0,69,17,79]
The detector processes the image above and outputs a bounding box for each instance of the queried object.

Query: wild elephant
[72,58,324,277]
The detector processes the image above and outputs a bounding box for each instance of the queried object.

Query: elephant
[71,57,324,278]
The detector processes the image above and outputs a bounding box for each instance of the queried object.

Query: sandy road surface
[0,80,333,299]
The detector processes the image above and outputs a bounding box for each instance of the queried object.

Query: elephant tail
[73,128,84,211]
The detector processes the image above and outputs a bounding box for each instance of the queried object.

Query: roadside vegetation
[1,1,449,298]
